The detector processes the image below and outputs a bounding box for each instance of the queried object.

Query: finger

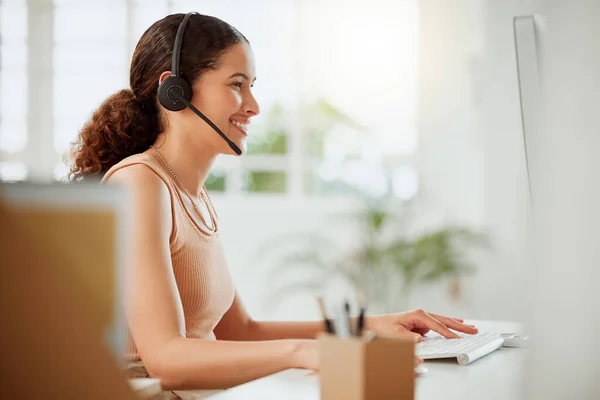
[436,315,478,334]
[431,313,473,327]
[415,310,460,339]
[397,329,424,343]
[414,356,423,366]
[412,327,430,336]
[413,332,423,343]
[431,314,479,334]
[383,326,423,343]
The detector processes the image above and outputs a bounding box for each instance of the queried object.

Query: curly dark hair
[67,13,248,182]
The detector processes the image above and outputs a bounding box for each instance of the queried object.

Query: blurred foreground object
[0,182,143,398]
[0,190,139,399]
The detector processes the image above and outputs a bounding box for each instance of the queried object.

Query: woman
[68,12,478,393]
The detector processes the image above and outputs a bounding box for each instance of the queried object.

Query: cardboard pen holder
[318,333,415,400]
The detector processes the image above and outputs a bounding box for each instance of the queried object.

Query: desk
[206,320,528,400]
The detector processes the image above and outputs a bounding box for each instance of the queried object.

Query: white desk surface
[206,320,528,400]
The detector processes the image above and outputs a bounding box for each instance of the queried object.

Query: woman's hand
[291,339,320,371]
[366,309,478,343]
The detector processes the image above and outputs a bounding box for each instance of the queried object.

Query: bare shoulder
[105,163,173,237]
[106,163,169,201]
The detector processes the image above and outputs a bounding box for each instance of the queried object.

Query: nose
[244,92,260,117]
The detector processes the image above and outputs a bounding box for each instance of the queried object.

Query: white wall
[213,197,363,321]
[416,0,489,319]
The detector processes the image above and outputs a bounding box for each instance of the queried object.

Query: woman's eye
[232,81,243,89]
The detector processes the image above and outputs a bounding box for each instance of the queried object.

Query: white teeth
[231,120,249,131]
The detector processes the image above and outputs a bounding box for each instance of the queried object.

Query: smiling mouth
[230,119,249,136]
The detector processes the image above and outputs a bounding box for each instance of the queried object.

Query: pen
[356,288,366,337]
[344,299,352,336]
[317,296,336,334]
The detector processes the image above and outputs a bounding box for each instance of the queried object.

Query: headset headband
[172,12,198,76]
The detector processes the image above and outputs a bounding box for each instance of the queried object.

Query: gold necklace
[150,145,216,233]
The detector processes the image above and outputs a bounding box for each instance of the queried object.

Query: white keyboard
[416,332,504,365]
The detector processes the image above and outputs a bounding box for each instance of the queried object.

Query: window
[53,0,128,169]
[294,0,420,198]
[0,0,28,180]
[1,0,420,201]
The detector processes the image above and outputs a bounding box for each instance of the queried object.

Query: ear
[158,71,172,85]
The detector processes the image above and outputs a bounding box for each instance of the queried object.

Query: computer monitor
[514,7,600,399]
[0,182,131,365]
[513,15,542,211]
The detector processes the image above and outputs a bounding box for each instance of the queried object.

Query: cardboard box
[318,333,415,400]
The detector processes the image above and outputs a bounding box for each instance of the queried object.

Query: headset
[157,12,242,155]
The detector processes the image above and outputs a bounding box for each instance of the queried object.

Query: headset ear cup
[157,76,193,111]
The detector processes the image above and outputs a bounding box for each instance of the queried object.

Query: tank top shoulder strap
[101,153,171,184]
[100,152,182,246]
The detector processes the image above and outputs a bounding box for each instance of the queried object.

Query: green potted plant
[260,196,489,314]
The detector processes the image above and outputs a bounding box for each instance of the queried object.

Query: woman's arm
[215,296,478,343]
[151,336,314,389]
[214,285,478,343]
[214,293,326,341]
[107,166,316,390]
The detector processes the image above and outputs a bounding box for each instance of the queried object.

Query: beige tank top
[101,152,235,361]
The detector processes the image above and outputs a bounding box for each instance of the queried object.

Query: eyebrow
[229,72,257,82]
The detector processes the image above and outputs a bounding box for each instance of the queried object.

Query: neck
[150,132,217,197]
